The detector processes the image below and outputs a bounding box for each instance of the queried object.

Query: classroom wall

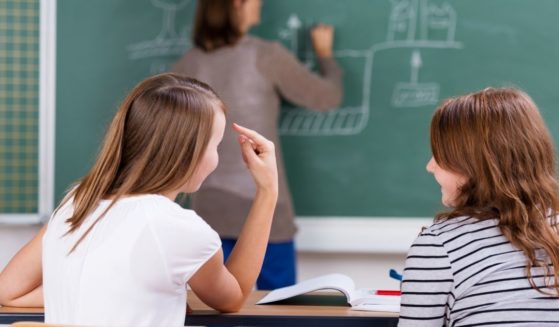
[0,224,405,290]
[298,252,405,290]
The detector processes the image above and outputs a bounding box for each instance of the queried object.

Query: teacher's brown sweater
[172,35,343,241]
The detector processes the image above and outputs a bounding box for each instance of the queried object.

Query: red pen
[375,290,401,296]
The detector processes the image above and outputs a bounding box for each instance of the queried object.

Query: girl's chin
[441,195,454,208]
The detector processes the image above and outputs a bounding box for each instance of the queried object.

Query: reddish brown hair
[430,87,559,295]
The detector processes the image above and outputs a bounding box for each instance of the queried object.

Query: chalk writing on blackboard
[278,0,463,136]
[127,0,192,73]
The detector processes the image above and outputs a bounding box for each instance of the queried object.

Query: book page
[350,289,401,307]
[257,273,356,304]
[352,303,400,313]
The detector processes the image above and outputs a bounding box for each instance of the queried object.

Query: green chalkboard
[56,0,559,218]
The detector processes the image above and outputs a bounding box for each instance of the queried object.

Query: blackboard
[56,0,559,218]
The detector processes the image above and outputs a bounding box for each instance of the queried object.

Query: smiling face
[181,109,226,193]
[426,157,466,207]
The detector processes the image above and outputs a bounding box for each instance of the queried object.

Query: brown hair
[430,87,559,295]
[59,73,225,251]
[193,0,243,51]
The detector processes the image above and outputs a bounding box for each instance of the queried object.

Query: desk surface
[0,291,399,327]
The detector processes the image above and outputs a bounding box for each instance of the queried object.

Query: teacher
[172,0,343,290]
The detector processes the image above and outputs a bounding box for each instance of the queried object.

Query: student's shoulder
[137,195,207,227]
[132,196,220,269]
[137,195,218,241]
[424,216,467,234]
[408,217,479,256]
[422,215,496,241]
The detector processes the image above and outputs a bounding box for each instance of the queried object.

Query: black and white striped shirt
[398,216,559,327]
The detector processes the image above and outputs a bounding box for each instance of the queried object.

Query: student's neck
[160,190,179,201]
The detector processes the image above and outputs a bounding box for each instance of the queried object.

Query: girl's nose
[426,157,435,173]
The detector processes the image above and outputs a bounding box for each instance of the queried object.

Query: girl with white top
[0,73,279,327]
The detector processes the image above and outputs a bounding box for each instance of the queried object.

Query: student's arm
[0,225,45,307]
[188,124,278,313]
[257,25,343,112]
[398,230,453,327]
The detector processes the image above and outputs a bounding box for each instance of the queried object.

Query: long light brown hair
[59,73,225,251]
[430,87,559,295]
[193,0,243,51]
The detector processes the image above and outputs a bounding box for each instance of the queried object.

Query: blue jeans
[221,239,297,290]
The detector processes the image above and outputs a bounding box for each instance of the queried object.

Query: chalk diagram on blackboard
[127,0,192,74]
[278,0,463,136]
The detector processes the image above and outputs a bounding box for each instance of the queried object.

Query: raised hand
[233,123,278,193]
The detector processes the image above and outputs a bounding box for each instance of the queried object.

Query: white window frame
[0,0,56,224]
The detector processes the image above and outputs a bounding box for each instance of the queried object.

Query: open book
[256,273,400,312]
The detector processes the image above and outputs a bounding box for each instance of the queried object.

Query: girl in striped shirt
[398,88,559,326]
